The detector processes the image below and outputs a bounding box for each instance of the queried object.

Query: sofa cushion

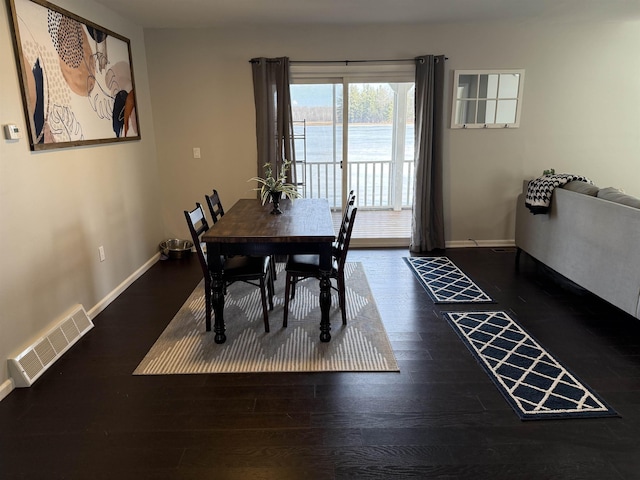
[597,187,640,209]
[562,181,599,196]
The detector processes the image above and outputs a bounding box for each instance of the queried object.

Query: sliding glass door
[290,66,415,242]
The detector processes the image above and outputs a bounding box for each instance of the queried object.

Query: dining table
[202,197,336,344]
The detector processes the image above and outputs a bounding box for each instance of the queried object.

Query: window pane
[477,100,487,123]
[458,75,478,99]
[479,74,499,98]
[498,74,520,98]
[348,84,393,162]
[496,99,518,123]
[349,83,395,207]
[477,100,497,124]
[456,100,477,124]
[290,84,343,202]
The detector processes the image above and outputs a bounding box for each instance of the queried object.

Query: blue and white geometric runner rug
[443,311,619,420]
[404,256,494,304]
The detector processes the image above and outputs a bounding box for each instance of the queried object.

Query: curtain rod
[249,56,447,65]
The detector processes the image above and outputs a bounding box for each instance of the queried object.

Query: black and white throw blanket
[525,174,593,214]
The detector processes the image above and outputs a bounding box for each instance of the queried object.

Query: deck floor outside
[332,208,411,247]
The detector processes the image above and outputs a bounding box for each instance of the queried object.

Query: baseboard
[351,238,516,249]
[87,252,160,320]
[0,378,15,402]
[446,239,516,249]
[351,237,410,248]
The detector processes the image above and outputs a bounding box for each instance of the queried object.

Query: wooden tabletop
[202,198,335,244]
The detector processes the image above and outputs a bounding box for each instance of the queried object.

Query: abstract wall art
[7,0,141,150]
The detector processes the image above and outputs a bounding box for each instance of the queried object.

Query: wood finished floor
[332,208,412,241]
[1,248,640,479]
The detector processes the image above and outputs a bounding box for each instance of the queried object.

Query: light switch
[193,147,201,159]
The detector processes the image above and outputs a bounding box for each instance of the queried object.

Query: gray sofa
[515,179,640,320]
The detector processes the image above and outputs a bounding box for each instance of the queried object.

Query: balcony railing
[297,160,414,210]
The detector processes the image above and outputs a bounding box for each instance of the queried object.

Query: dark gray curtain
[411,55,446,252]
[250,57,296,183]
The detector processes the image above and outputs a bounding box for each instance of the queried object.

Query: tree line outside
[292,84,414,124]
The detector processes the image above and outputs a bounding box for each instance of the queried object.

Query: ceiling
[92,0,640,29]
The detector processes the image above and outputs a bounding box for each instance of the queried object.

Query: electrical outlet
[98,246,106,262]
[193,147,201,159]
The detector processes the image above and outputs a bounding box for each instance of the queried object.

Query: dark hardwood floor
[2,248,640,479]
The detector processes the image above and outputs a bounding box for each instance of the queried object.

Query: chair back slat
[335,203,357,271]
[335,194,355,250]
[205,189,225,224]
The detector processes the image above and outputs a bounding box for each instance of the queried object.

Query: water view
[290,82,415,210]
[294,123,415,208]
[296,124,415,163]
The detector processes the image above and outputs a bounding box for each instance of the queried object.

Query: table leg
[319,272,332,342]
[211,274,226,344]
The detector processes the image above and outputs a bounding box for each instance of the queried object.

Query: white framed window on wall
[451,69,524,129]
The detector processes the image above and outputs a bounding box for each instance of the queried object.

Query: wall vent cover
[8,305,93,387]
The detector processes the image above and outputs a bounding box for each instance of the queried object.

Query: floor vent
[8,305,93,387]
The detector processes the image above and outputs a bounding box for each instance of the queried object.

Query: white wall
[0,0,164,391]
[145,20,640,246]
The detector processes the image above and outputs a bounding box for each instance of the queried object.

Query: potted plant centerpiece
[249,160,301,214]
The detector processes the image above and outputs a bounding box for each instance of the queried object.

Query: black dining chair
[282,200,357,327]
[184,203,274,333]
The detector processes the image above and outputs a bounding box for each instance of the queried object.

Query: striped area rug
[134,262,398,374]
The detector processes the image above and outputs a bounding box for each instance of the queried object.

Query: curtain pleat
[250,57,296,183]
[411,55,446,252]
